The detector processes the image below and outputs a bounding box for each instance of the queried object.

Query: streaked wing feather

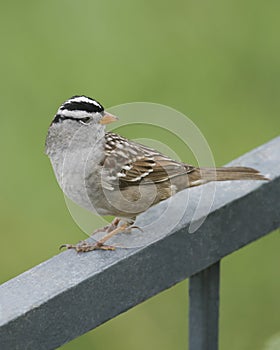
[103,132,194,185]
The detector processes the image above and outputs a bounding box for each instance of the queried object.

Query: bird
[45,95,268,252]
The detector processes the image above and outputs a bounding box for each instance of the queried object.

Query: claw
[125,225,143,233]
[59,243,75,250]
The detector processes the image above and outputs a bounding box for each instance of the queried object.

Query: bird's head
[46,95,118,156]
[50,95,118,128]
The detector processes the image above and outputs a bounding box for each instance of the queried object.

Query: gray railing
[0,137,279,350]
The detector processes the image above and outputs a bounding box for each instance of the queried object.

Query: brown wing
[121,154,194,184]
[102,132,194,187]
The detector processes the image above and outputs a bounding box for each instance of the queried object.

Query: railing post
[189,261,220,350]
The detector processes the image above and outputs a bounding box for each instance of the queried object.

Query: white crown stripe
[68,96,102,108]
[59,109,93,118]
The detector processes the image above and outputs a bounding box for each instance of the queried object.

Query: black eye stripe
[61,101,104,113]
[79,117,91,124]
[52,114,91,124]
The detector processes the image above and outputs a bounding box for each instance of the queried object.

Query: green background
[0,1,279,349]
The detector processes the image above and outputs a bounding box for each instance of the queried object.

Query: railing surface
[0,137,279,350]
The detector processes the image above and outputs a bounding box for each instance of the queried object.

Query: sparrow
[45,95,268,252]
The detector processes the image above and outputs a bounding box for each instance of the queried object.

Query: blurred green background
[0,1,279,349]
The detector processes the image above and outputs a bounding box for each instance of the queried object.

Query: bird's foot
[60,240,116,252]
[59,219,142,253]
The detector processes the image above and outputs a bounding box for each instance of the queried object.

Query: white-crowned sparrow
[45,95,268,252]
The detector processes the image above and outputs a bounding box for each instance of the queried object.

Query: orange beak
[99,112,119,125]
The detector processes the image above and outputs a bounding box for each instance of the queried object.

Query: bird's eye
[79,117,91,125]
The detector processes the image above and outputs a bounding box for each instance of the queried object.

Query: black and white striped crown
[58,95,104,118]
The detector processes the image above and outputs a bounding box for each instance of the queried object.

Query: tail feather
[189,166,269,186]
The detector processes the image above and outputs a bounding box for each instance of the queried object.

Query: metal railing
[0,137,279,350]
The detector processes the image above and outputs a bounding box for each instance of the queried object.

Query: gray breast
[46,123,106,213]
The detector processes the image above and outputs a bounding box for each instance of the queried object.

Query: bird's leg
[89,217,121,236]
[90,223,143,249]
[92,223,130,249]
